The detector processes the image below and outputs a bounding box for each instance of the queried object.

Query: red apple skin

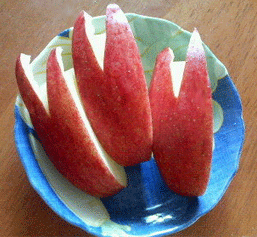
[16,55,62,171]
[149,30,213,196]
[72,4,153,167]
[16,49,127,198]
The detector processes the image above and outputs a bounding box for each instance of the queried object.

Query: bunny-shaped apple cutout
[16,48,127,198]
[72,4,153,167]
[15,4,154,197]
[149,29,213,196]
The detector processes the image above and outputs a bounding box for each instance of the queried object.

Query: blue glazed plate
[14,13,245,237]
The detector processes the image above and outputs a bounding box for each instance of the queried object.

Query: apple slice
[16,47,127,198]
[72,4,153,166]
[149,29,213,196]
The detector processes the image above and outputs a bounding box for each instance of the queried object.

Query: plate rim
[14,12,245,237]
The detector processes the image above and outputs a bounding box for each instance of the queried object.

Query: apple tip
[167,47,175,59]
[48,47,62,61]
[18,53,32,68]
[106,3,121,15]
[20,53,31,61]
[55,46,63,56]
[193,27,198,33]
[78,10,85,16]
[188,28,204,51]
[159,47,175,61]
[106,3,127,24]
[75,10,91,24]
[16,54,31,84]
[48,47,64,73]
[192,28,202,42]
[107,3,120,11]
[83,10,92,19]
[163,47,175,60]
[75,11,85,22]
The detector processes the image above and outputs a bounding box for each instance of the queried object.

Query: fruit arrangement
[15,4,213,198]
[149,31,213,196]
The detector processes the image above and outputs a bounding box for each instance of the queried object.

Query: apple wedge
[72,4,153,166]
[16,47,127,198]
[149,29,213,196]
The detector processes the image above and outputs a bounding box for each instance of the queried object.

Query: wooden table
[1,0,257,236]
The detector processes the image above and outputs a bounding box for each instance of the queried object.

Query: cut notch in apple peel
[72,4,153,167]
[54,48,127,187]
[168,29,206,99]
[19,53,50,114]
[171,60,186,98]
[83,11,106,70]
[17,47,127,196]
[159,47,186,98]
[149,29,214,196]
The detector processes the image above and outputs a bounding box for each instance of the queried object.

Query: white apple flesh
[72,4,153,167]
[149,30,213,196]
[16,47,127,198]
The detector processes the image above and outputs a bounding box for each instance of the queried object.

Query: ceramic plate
[14,13,245,237]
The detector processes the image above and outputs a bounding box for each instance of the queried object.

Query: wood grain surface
[1,0,257,236]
